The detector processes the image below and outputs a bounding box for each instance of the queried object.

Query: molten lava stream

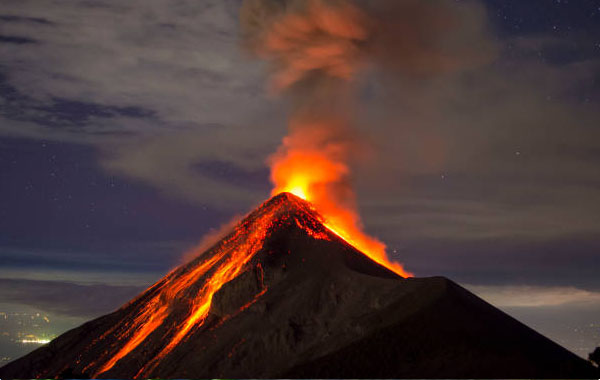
[93,250,226,376]
[269,147,412,278]
[134,214,274,378]
[95,184,408,378]
[323,220,411,277]
[279,186,412,277]
[271,175,411,277]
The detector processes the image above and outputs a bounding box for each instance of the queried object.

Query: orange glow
[95,303,168,375]
[83,163,409,378]
[135,228,265,377]
[272,150,349,200]
[288,185,307,200]
[92,194,326,378]
[93,251,226,377]
[74,186,408,378]
[271,144,412,278]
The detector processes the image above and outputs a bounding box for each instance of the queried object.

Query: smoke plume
[240,0,495,275]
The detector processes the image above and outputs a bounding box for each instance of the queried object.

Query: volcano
[0,192,595,378]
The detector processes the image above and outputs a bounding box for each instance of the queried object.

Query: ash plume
[240,0,494,273]
[240,0,495,90]
[240,0,370,91]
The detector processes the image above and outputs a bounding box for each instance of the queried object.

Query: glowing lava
[81,188,409,378]
[90,194,332,378]
[271,148,412,278]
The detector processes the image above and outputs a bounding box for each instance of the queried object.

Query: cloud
[0,0,266,128]
[353,37,600,242]
[362,190,600,241]
[0,0,285,208]
[100,123,278,208]
[467,284,600,308]
[0,278,145,317]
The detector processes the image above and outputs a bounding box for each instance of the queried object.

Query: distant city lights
[19,338,51,344]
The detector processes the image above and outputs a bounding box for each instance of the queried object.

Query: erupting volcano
[0,192,596,378]
[269,122,412,279]
[0,1,596,378]
[270,151,412,278]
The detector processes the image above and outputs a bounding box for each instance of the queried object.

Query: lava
[270,146,412,278]
[92,250,225,376]
[89,194,332,378]
[15,193,409,378]
[83,190,408,378]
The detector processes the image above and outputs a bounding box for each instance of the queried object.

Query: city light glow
[19,338,51,344]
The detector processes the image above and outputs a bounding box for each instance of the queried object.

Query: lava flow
[15,191,409,379]
[270,142,412,278]
[88,193,333,378]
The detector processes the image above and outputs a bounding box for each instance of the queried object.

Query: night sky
[1,0,599,362]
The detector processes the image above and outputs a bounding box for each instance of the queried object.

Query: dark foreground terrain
[1,193,596,378]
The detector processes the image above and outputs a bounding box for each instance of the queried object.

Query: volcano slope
[0,192,596,378]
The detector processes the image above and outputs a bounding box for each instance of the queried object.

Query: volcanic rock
[0,192,596,378]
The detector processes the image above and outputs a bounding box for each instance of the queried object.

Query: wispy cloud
[467,284,600,307]
[0,0,266,131]
[0,278,145,317]
[0,0,286,208]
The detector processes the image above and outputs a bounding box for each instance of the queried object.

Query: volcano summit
[0,193,595,378]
